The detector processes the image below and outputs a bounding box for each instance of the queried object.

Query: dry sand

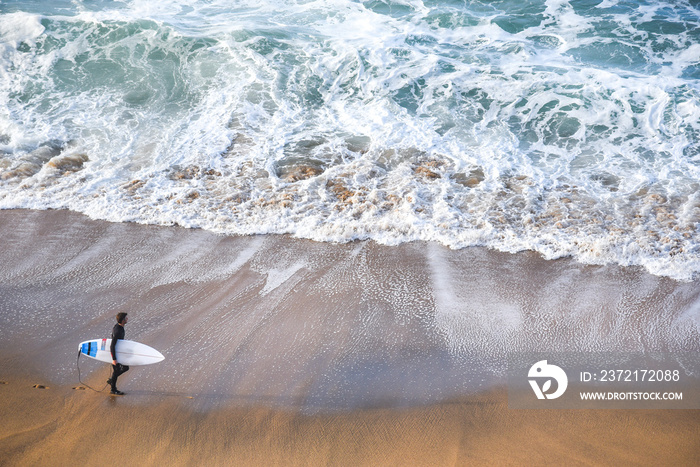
[1,208,699,465]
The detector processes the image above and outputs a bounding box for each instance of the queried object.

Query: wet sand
[1,208,699,465]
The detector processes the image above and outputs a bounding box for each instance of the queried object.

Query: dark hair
[116,312,128,324]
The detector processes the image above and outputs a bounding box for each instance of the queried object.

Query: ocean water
[0,0,698,280]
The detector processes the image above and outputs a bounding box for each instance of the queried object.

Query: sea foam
[0,0,699,280]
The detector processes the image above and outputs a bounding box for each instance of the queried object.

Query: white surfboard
[78,339,164,366]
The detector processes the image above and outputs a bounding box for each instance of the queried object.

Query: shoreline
[1,208,700,464]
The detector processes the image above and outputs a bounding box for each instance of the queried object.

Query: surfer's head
[116,312,128,325]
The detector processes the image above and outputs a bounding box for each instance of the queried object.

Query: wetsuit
[110,323,129,391]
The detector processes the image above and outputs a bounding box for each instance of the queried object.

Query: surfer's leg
[110,364,119,391]
[110,365,116,390]
[110,364,128,391]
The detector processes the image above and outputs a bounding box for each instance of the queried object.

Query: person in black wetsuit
[107,312,129,395]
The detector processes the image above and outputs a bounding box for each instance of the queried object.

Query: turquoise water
[1,0,699,279]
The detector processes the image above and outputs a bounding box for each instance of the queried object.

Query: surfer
[107,312,129,395]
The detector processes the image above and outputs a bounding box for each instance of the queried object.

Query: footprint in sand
[33,384,49,389]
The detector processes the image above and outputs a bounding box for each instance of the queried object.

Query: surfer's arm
[110,338,118,364]
[110,325,125,364]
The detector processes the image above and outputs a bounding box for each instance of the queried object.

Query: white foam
[1,0,699,281]
[0,12,45,45]
[260,262,306,296]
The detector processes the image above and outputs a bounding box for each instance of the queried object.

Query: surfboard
[78,339,164,366]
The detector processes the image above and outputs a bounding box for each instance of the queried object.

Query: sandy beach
[1,208,699,465]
